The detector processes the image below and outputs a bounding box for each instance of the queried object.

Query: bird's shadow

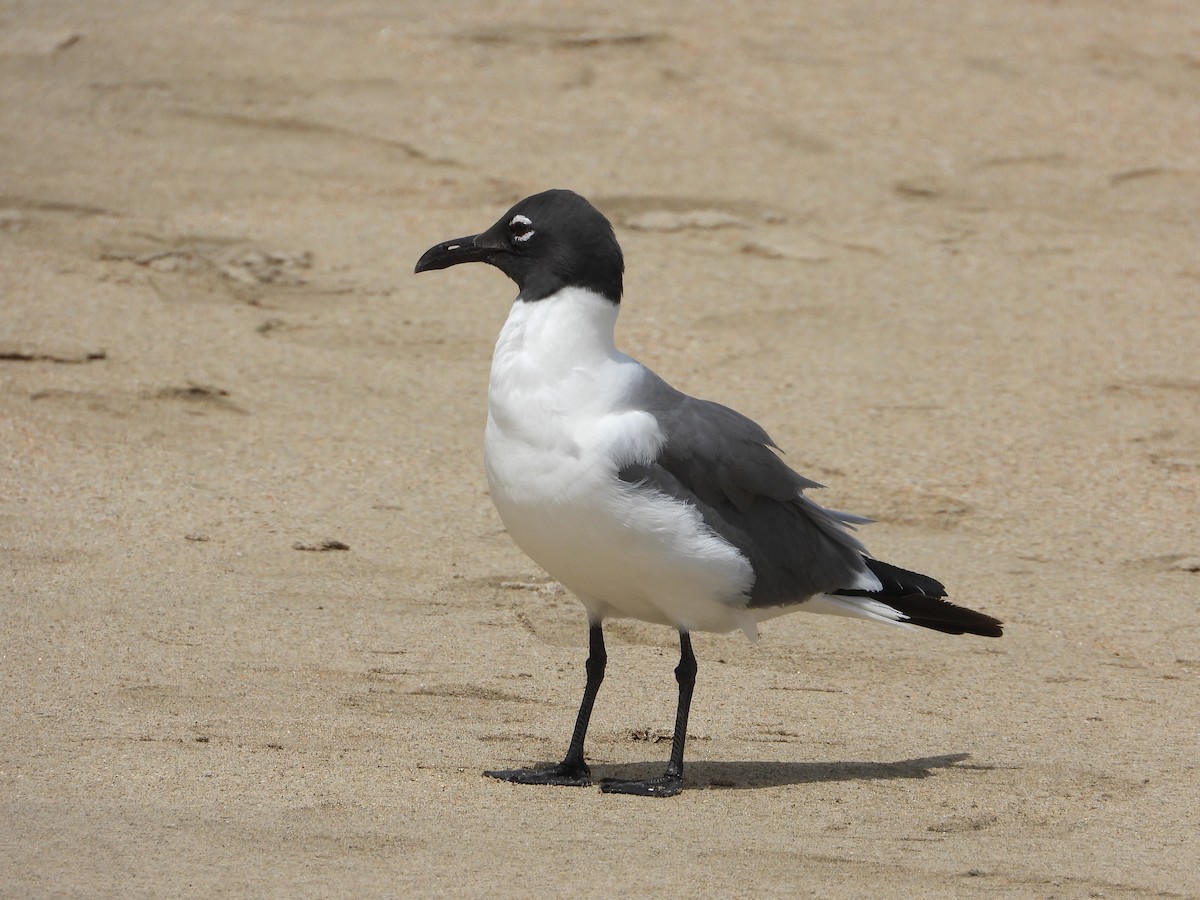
[588,752,991,791]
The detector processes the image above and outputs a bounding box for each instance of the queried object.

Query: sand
[2,1,1198,896]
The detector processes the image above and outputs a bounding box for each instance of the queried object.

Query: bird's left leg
[601,630,696,797]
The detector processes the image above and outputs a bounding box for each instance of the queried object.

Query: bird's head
[414,189,624,304]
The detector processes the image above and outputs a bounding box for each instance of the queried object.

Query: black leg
[485,621,606,787]
[601,630,696,797]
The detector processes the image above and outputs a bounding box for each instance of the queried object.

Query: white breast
[482,288,755,633]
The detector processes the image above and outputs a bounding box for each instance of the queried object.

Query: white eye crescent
[509,214,534,242]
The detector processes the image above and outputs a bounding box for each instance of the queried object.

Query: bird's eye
[509,214,535,243]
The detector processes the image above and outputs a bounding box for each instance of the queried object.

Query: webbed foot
[484,761,592,787]
[599,773,683,797]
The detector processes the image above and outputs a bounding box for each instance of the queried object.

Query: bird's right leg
[485,620,606,787]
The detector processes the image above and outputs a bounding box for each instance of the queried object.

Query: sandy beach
[3,1,1198,895]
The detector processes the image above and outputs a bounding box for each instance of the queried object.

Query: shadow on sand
[585,752,992,791]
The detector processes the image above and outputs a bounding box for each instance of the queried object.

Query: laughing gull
[415,189,1002,797]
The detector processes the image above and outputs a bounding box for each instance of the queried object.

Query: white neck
[490,286,621,385]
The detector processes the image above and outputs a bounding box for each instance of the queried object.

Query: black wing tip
[833,589,1004,637]
[842,557,1003,638]
[904,600,1004,638]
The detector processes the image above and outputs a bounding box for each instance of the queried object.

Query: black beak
[414,234,497,274]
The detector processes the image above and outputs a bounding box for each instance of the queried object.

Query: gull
[415,189,1002,797]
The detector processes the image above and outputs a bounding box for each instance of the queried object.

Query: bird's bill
[414,234,494,273]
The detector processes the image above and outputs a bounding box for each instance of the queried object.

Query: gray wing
[618,373,873,607]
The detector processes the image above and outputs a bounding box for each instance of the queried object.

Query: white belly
[484,414,754,632]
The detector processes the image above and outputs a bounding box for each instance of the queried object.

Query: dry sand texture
[2,1,1199,896]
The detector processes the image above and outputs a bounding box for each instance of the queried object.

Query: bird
[414,189,1002,797]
